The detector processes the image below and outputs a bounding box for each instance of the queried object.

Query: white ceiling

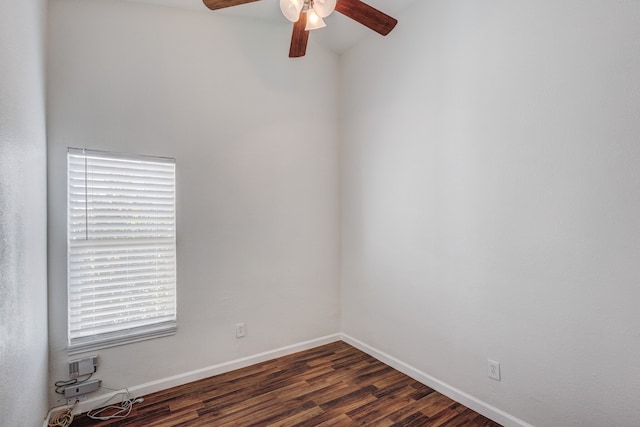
[123,0,418,54]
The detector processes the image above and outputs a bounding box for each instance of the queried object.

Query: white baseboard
[44,332,530,427]
[122,333,341,405]
[44,333,341,425]
[340,334,532,427]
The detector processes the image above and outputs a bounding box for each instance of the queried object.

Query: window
[67,148,177,354]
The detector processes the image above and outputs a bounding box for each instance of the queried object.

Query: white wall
[47,0,340,406]
[0,0,49,425]
[340,1,640,426]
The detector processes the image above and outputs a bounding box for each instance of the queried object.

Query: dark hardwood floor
[71,341,501,426]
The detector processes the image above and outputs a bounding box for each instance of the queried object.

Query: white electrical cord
[47,400,78,427]
[86,388,144,421]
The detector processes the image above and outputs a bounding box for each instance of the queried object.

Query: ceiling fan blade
[289,12,309,58]
[335,0,397,36]
[202,0,260,11]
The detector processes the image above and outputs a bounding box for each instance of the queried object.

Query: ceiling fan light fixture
[305,8,326,30]
[312,0,336,18]
[280,0,304,23]
[205,0,398,58]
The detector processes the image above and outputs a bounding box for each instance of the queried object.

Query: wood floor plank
[70,341,502,427]
[346,386,416,424]
[268,405,324,427]
[383,392,443,424]
[310,413,355,427]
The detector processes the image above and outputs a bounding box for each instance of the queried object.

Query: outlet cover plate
[236,323,246,338]
[67,394,87,405]
[488,360,501,381]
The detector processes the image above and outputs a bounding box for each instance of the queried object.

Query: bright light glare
[308,10,319,24]
[305,8,326,30]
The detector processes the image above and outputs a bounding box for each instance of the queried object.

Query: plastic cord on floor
[48,400,78,427]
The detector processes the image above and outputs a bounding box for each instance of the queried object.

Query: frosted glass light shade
[313,0,336,18]
[305,9,326,30]
[280,0,304,22]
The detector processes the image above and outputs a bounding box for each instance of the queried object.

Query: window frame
[66,148,177,355]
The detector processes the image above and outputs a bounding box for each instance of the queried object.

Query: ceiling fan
[202,0,398,58]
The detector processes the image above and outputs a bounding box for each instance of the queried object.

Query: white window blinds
[67,148,177,354]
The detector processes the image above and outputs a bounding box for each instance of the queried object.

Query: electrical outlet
[67,394,88,405]
[236,323,246,338]
[488,360,501,381]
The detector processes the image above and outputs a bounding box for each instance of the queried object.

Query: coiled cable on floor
[48,400,78,427]
[87,388,144,421]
